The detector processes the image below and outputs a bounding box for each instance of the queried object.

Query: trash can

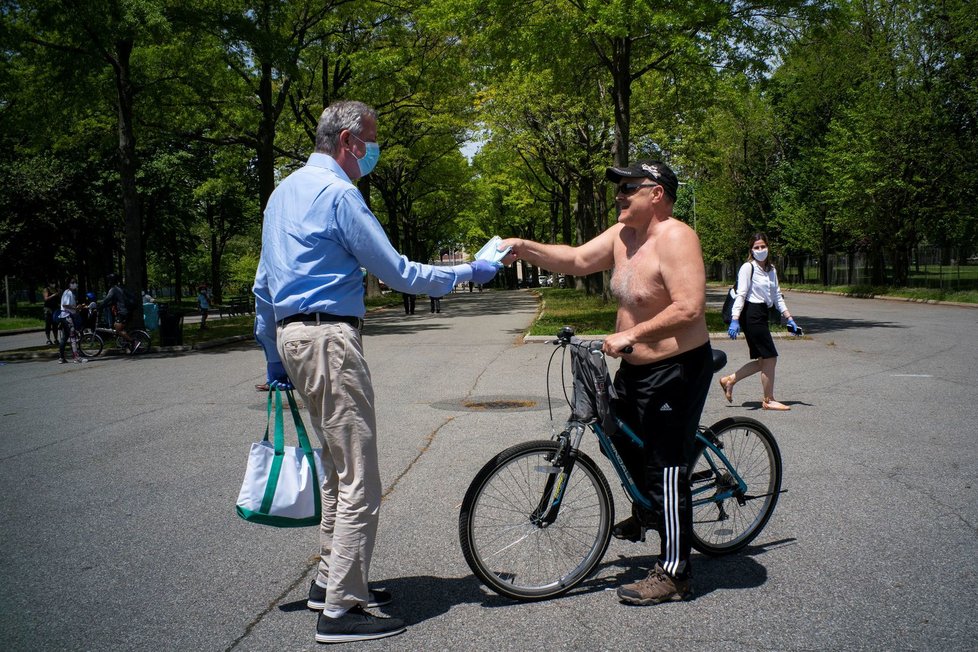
[143,302,159,332]
[158,304,184,346]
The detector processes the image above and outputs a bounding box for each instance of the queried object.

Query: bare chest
[610,245,665,308]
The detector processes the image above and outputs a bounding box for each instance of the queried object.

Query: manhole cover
[431,396,551,413]
[463,399,536,410]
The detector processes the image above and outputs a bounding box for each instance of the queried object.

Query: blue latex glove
[266,360,293,390]
[727,320,740,340]
[786,318,802,336]
[469,259,499,284]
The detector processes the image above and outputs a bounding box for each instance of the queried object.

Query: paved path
[1,289,976,651]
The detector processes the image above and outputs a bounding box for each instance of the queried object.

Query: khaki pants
[277,321,380,611]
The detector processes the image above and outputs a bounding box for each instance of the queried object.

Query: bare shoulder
[655,218,699,251]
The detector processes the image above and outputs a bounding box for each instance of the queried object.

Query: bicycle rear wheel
[459,440,614,601]
[78,332,103,357]
[129,330,151,354]
[690,417,782,556]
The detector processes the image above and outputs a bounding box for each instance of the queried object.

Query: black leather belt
[278,312,363,330]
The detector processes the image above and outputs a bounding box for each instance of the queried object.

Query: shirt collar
[306,152,351,183]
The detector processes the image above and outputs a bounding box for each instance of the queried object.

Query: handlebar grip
[621,346,633,354]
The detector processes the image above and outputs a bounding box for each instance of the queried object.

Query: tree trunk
[257,62,277,213]
[560,183,572,245]
[209,204,223,303]
[611,37,632,167]
[113,39,144,328]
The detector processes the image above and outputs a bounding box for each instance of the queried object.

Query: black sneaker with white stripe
[315,606,405,643]
[307,580,392,610]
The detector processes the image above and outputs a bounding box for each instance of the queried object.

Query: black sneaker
[315,606,405,643]
[612,516,647,542]
[308,580,392,610]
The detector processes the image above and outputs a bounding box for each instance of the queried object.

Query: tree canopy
[2,0,974,299]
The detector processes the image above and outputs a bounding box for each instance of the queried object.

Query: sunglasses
[616,182,659,196]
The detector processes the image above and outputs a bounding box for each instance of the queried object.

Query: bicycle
[458,326,783,601]
[78,319,151,357]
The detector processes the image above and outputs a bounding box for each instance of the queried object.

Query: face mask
[69,283,78,291]
[350,133,380,176]
[752,248,769,262]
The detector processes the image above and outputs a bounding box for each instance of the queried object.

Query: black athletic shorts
[611,342,713,469]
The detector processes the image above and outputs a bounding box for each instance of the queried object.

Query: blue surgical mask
[351,134,380,176]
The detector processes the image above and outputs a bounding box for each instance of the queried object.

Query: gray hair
[315,101,377,154]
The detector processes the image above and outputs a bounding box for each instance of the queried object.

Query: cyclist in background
[97,274,137,351]
[82,292,98,331]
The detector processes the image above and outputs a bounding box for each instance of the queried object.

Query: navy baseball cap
[605,160,678,201]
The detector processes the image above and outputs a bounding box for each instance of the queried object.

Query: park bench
[219,297,253,318]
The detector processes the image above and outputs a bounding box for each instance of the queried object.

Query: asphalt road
[1,289,976,651]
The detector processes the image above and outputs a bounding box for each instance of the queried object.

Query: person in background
[197,284,210,330]
[43,284,61,345]
[429,295,441,313]
[83,292,98,331]
[720,232,801,411]
[57,280,85,364]
[499,159,712,607]
[96,274,135,350]
[253,100,498,644]
[401,291,416,315]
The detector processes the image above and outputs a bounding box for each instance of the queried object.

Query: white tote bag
[236,388,325,527]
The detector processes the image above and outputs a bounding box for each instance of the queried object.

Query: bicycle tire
[690,417,782,556]
[129,330,151,354]
[459,440,614,601]
[78,332,103,358]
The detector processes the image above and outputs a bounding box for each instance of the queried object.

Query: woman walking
[720,233,801,411]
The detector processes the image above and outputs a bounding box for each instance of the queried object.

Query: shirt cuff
[450,263,473,283]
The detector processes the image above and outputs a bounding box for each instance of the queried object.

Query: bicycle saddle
[712,349,727,373]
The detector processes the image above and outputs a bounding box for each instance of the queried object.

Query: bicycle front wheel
[690,417,782,556]
[459,440,614,601]
[78,332,103,357]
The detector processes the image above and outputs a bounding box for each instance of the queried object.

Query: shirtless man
[500,160,712,605]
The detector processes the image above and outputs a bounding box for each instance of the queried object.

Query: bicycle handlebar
[554,326,633,355]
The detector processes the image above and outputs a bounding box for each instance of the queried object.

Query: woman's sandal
[718,375,734,403]
[762,399,790,411]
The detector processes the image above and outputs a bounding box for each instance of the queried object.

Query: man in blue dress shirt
[253,100,498,644]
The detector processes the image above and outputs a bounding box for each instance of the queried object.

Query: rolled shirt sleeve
[252,153,472,365]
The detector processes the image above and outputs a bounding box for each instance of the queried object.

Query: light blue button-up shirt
[253,153,473,364]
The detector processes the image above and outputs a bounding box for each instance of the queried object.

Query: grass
[783,283,978,304]
[527,288,729,336]
[0,317,45,331]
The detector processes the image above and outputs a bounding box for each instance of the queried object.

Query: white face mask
[752,248,768,262]
[69,283,78,291]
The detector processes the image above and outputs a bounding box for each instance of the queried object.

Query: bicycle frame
[549,335,749,518]
[458,329,783,601]
[585,419,748,512]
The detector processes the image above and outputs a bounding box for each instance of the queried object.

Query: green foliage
[2,0,976,303]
